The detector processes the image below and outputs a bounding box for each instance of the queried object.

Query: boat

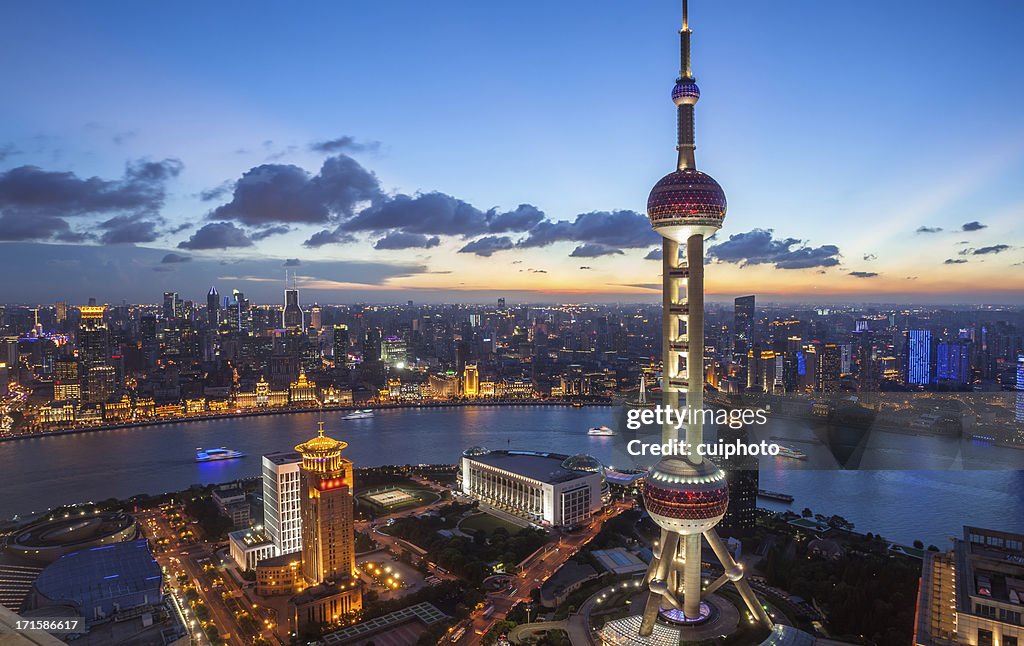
[777,445,807,460]
[195,447,244,462]
[587,425,615,437]
[341,409,374,420]
[757,489,794,503]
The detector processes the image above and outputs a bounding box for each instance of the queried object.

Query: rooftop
[321,602,448,645]
[263,451,302,465]
[465,450,598,485]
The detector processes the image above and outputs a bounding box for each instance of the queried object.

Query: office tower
[717,425,758,537]
[78,306,115,404]
[631,1,771,635]
[229,290,252,335]
[463,364,479,397]
[55,301,67,325]
[54,358,80,401]
[936,340,971,385]
[207,286,219,327]
[733,295,754,361]
[289,423,361,634]
[309,304,321,331]
[380,336,407,366]
[162,292,178,321]
[818,343,841,392]
[1016,354,1023,425]
[332,325,350,366]
[283,288,303,331]
[906,329,933,386]
[262,452,303,556]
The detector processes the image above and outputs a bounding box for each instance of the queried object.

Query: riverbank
[0,398,613,444]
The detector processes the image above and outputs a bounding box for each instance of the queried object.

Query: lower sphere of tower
[643,457,729,534]
[672,81,700,105]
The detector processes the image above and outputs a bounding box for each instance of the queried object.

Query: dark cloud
[210,154,381,226]
[309,136,380,154]
[97,214,160,244]
[336,194,543,240]
[707,228,841,269]
[973,245,1010,255]
[458,236,515,257]
[177,222,253,250]
[485,204,545,233]
[863,253,877,261]
[849,271,879,278]
[0,159,182,242]
[944,258,968,264]
[644,248,663,261]
[570,243,624,258]
[0,144,20,162]
[284,258,301,267]
[579,266,592,270]
[250,225,291,241]
[962,221,987,232]
[303,228,356,247]
[517,210,659,249]
[916,226,943,234]
[373,231,441,250]
[199,181,234,202]
[161,253,191,264]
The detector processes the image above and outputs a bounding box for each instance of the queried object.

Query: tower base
[598,593,739,644]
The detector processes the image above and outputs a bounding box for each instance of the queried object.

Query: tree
[802,507,813,518]
[913,539,924,549]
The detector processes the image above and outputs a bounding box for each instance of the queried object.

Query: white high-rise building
[262,451,303,556]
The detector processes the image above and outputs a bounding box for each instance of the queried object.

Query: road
[456,501,631,646]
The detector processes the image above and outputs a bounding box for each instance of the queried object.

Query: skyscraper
[283,288,303,331]
[906,329,933,386]
[78,306,115,404]
[262,452,303,556]
[333,325,350,366]
[289,423,361,634]
[162,292,178,321]
[1015,353,1023,425]
[207,286,219,327]
[818,343,841,392]
[936,340,971,385]
[733,295,754,361]
[608,2,771,639]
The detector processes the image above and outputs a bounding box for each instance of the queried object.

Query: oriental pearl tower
[636,0,772,635]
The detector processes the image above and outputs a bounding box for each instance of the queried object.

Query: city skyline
[2,1,1023,304]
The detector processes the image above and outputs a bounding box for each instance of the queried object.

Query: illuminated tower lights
[636,0,772,635]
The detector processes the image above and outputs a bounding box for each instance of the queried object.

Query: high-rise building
[162,292,178,321]
[717,425,758,537]
[309,304,321,331]
[380,336,407,366]
[54,358,80,401]
[332,325,350,366]
[207,286,219,327]
[78,306,115,404]
[289,423,361,635]
[1015,353,1023,425]
[283,288,303,331]
[936,340,971,385]
[55,301,67,325]
[906,329,933,386]
[601,4,772,641]
[733,295,755,361]
[262,452,303,556]
[463,364,479,397]
[817,343,841,392]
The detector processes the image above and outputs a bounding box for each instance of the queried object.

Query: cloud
[0,144,20,162]
[284,258,301,266]
[579,266,592,270]
[199,181,234,202]
[177,222,253,250]
[707,228,841,269]
[961,221,987,232]
[849,271,879,278]
[303,228,356,247]
[0,158,182,242]
[570,243,624,258]
[250,225,291,241]
[459,235,515,257]
[972,244,1010,255]
[517,210,659,249]
[337,193,545,239]
[210,154,382,226]
[373,231,441,250]
[944,258,968,264]
[485,204,545,233]
[97,214,160,244]
[916,226,943,234]
[161,253,191,264]
[644,248,663,261]
[309,136,380,154]
[863,253,877,261]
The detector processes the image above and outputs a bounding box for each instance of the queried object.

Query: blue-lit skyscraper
[936,340,971,385]
[905,329,932,386]
[1016,353,1023,425]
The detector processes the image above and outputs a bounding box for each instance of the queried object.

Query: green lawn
[459,512,527,535]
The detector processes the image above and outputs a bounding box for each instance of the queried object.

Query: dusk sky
[1,1,1023,305]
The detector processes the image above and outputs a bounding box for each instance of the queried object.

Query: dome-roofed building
[561,454,604,474]
[462,446,491,458]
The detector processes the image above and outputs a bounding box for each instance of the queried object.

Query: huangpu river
[1,405,1022,547]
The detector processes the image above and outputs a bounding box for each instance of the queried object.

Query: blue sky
[1,1,1023,304]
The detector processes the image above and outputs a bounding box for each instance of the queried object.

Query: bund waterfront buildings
[459,448,606,528]
[916,526,1024,646]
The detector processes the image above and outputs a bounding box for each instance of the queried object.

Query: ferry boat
[195,447,245,462]
[587,425,615,437]
[777,445,807,460]
[757,489,794,503]
[341,409,374,420]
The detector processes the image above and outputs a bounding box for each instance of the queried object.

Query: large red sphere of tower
[647,168,726,241]
[643,457,729,535]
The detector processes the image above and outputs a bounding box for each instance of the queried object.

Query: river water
[1,405,1021,547]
